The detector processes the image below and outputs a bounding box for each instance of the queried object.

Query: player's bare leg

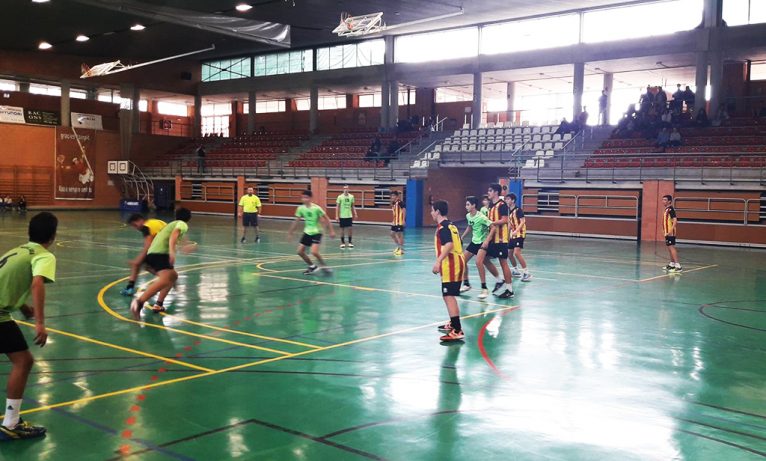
[131,270,177,319]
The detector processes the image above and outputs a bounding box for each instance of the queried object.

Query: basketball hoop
[80,45,215,79]
[332,12,385,37]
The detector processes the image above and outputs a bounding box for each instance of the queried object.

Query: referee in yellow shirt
[238,187,262,243]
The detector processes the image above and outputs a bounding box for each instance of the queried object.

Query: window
[295,98,311,111]
[395,27,479,63]
[316,39,385,70]
[359,93,382,108]
[0,79,16,92]
[29,84,61,96]
[723,0,766,26]
[751,62,766,80]
[583,0,703,43]
[481,15,580,55]
[202,103,232,116]
[202,116,229,137]
[486,98,507,112]
[435,87,473,103]
[97,91,121,104]
[157,101,189,117]
[70,89,87,100]
[255,100,286,113]
[254,49,314,76]
[319,95,346,110]
[202,57,252,82]
[514,91,573,126]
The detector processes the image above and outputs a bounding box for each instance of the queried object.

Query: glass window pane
[296,98,310,111]
[482,14,580,55]
[752,0,766,24]
[317,48,330,70]
[583,0,703,43]
[395,27,479,63]
[265,55,278,75]
[329,46,344,69]
[723,0,750,25]
[303,49,314,71]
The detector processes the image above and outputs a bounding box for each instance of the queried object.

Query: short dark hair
[302,190,313,198]
[391,190,400,197]
[432,200,448,216]
[29,212,58,244]
[481,195,489,201]
[506,193,517,201]
[175,207,192,222]
[662,194,673,201]
[488,183,502,195]
[466,196,478,207]
[127,213,145,224]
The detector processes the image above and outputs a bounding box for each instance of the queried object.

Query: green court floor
[0,210,764,460]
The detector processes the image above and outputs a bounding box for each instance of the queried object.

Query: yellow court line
[20,304,519,415]
[16,321,213,373]
[97,279,291,356]
[253,258,424,276]
[158,313,321,349]
[638,264,718,283]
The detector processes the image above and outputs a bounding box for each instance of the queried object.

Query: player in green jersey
[335,185,358,249]
[288,190,335,275]
[460,196,501,299]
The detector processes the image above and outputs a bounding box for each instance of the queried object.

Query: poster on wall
[71,112,103,130]
[55,127,96,200]
[0,105,25,124]
[24,109,60,126]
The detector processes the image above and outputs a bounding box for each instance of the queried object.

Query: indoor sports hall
[1,1,765,460]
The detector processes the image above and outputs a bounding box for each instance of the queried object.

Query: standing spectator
[672,84,684,112]
[683,86,695,112]
[195,145,206,174]
[669,128,682,147]
[598,90,609,126]
[576,107,589,132]
[17,196,26,214]
[656,86,668,109]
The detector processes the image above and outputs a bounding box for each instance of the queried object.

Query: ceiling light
[38,41,53,50]
[75,34,89,42]
[235,3,252,12]
[31,0,50,3]
[130,24,145,31]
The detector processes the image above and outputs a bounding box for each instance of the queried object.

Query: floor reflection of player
[435,345,462,459]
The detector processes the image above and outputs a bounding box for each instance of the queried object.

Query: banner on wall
[55,127,96,200]
[0,105,25,124]
[71,112,103,130]
[24,109,60,126]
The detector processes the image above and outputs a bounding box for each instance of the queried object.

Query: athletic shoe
[347,243,354,248]
[129,299,143,320]
[460,284,471,293]
[255,236,261,243]
[478,289,489,299]
[240,237,246,244]
[0,419,47,441]
[303,265,319,275]
[440,330,465,342]
[511,268,522,278]
[321,266,333,275]
[150,304,166,313]
[521,273,532,282]
[663,264,674,271]
[668,266,683,273]
[340,243,346,249]
[497,289,514,299]
[120,286,136,297]
[492,282,504,294]
[438,322,453,332]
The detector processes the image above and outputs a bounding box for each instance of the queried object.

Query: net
[332,12,384,37]
[80,61,125,79]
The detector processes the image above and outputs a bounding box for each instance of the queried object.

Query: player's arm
[670,217,678,235]
[30,275,48,347]
[256,197,262,214]
[352,197,358,219]
[287,216,301,238]
[321,213,336,238]
[334,198,340,221]
[432,241,454,274]
[461,225,472,242]
[132,234,154,266]
[237,197,244,217]
[168,228,182,265]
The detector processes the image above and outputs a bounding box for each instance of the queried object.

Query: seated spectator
[576,107,589,131]
[695,108,709,127]
[387,138,401,157]
[371,135,382,154]
[656,128,670,149]
[712,103,730,127]
[554,118,572,135]
[669,128,682,147]
[661,109,673,126]
[17,195,26,213]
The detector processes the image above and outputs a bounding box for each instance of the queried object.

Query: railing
[180,182,235,202]
[522,193,640,219]
[673,196,761,225]
[528,152,766,185]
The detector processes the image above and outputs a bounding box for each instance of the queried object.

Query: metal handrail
[521,192,640,219]
[673,197,760,225]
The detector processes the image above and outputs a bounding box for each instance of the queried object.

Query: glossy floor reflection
[0,211,764,460]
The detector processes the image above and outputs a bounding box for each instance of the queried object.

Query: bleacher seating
[288,131,419,169]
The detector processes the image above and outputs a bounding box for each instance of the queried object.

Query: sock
[3,398,22,429]
[505,283,514,293]
[450,316,462,332]
[522,267,528,274]
[495,275,503,284]
[481,283,487,289]
[126,280,135,290]
[464,279,470,286]
[512,265,518,271]
[341,236,346,244]
[155,300,163,307]
[348,236,352,243]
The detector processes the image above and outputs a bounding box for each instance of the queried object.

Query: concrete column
[640,180,675,242]
[193,93,202,138]
[708,50,724,113]
[247,91,256,135]
[695,51,708,107]
[380,80,390,131]
[118,84,134,157]
[572,62,585,120]
[310,177,328,210]
[130,86,141,134]
[506,81,516,123]
[703,0,723,28]
[602,72,614,125]
[471,72,483,128]
[309,86,319,134]
[60,81,71,127]
[389,80,399,128]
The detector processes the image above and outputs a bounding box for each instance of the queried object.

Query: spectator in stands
[656,127,670,151]
[372,135,382,154]
[4,196,13,210]
[0,195,5,212]
[712,103,730,127]
[258,126,267,135]
[669,127,682,147]
[16,196,26,214]
[661,108,673,127]
[195,145,206,174]
[656,86,668,109]
[598,90,608,126]
[672,84,684,112]
[387,138,401,162]
[576,107,589,131]
[683,86,695,112]
[695,108,709,127]
[554,118,572,135]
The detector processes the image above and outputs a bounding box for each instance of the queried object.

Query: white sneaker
[340,243,346,249]
[478,289,489,299]
[460,284,471,293]
[521,273,532,282]
[511,268,522,278]
[321,266,333,275]
[347,243,354,248]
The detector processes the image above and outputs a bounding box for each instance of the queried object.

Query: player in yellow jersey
[505,193,531,282]
[238,187,262,243]
[482,183,514,299]
[121,214,167,296]
[662,194,682,272]
[431,200,466,342]
[390,191,406,255]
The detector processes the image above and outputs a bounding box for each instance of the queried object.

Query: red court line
[477,307,521,380]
